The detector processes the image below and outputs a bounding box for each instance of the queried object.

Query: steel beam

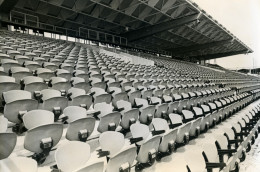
[121,13,199,42]
[168,39,232,54]
[189,50,248,60]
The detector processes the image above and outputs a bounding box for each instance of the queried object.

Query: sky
[192,0,260,70]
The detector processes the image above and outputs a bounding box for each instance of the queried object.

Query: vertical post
[200,59,205,65]
[66,29,68,41]
[24,14,27,25]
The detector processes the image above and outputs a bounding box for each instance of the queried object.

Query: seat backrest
[169,113,183,125]
[94,102,113,117]
[23,110,54,129]
[0,133,17,160]
[63,106,87,123]
[41,89,61,100]
[55,141,91,172]
[68,88,86,98]
[106,145,137,172]
[152,118,169,131]
[3,90,32,103]
[0,156,37,172]
[0,76,16,83]
[99,131,125,157]
[130,123,150,145]
[23,76,44,84]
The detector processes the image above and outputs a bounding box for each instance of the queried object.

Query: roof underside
[4,0,253,60]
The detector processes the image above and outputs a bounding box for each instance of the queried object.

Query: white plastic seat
[99,131,125,157]
[55,141,91,172]
[134,98,155,124]
[90,87,112,105]
[0,156,37,172]
[0,133,17,160]
[106,145,137,172]
[67,88,93,109]
[23,110,54,129]
[117,100,139,130]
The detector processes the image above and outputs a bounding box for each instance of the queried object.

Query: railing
[9,10,127,46]
[7,10,174,56]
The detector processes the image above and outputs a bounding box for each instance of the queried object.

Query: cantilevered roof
[1,0,253,60]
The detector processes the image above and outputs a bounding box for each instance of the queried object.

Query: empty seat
[39,89,68,121]
[55,141,92,172]
[23,109,63,164]
[130,123,161,171]
[64,106,95,141]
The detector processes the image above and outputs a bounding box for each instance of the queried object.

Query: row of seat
[1,30,260,172]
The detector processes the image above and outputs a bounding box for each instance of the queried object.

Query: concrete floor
[240,135,260,172]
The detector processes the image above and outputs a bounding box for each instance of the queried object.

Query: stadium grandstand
[0,0,259,172]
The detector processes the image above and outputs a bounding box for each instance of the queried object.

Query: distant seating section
[1,29,260,172]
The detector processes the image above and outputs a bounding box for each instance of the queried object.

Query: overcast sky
[192,0,260,70]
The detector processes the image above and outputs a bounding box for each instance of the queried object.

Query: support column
[200,59,205,65]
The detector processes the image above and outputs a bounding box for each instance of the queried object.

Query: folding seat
[116,100,139,131]
[10,67,33,83]
[140,87,154,99]
[55,69,72,81]
[0,67,7,76]
[167,100,180,114]
[0,46,13,54]
[23,61,41,73]
[0,53,11,61]
[0,132,17,160]
[90,77,107,90]
[33,57,46,65]
[151,118,178,159]
[67,88,93,109]
[75,65,89,73]
[150,97,169,119]
[40,54,51,61]
[38,89,68,121]
[181,110,202,138]
[153,85,165,98]
[168,113,191,146]
[73,69,90,82]
[21,76,48,93]
[49,77,71,95]
[134,98,156,125]
[70,77,91,92]
[36,68,55,81]
[55,141,104,172]
[98,131,137,172]
[24,52,36,59]
[23,109,63,164]
[1,59,20,72]
[43,62,59,71]
[93,102,121,133]
[0,76,20,105]
[60,63,74,73]
[0,156,38,172]
[7,50,21,58]
[14,55,30,65]
[108,87,128,105]
[63,106,95,142]
[130,123,161,171]
[106,145,137,172]
[90,87,112,105]
[98,131,125,157]
[49,58,63,66]
[2,90,38,133]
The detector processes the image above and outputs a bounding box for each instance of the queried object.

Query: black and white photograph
[0,0,260,171]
